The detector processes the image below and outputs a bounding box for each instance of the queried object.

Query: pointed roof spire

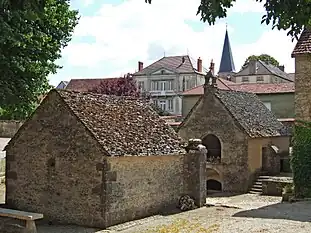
[219,27,235,73]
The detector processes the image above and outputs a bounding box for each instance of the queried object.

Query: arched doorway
[202,134,221,163]
[206,179,222,191]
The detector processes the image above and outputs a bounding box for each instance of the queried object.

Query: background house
[231,60,293,83]
[65,78,121,92]
[182,80,295,121]
[55,81,69,89]
[133,55,207,115]
[178,80,290,193]
[4,89,209,229]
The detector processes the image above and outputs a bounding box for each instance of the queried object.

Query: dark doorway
[202,134,221,162]
[207,179,222,191]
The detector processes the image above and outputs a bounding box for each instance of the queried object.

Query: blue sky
[49,0,296,86]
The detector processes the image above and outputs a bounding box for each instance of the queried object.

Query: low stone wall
[262,177,293,196]
[104,141,206,227]
[0,121,23,138]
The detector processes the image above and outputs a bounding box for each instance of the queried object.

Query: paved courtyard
[1,185,311,233]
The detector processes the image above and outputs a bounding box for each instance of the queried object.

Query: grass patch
[143,218,220,233]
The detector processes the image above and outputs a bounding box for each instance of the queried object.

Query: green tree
[145,0,311,39]
[242,54,280,69]
[0,0,79,119]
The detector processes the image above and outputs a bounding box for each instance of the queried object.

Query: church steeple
[218,27,235,74]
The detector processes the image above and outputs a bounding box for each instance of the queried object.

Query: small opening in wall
[207,179,222,191]
[47,158,56,168]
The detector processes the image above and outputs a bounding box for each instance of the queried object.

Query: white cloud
[52,0,296,85]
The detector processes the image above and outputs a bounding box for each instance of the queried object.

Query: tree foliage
[291,120,311,198]
[145,0,311,39]
[90,74,171,116]
[242,54,280,70]
[0,0,79,120]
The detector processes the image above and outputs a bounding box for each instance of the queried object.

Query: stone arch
[206,179,222,191]
[206,168,222,193]
[202,134,221,162]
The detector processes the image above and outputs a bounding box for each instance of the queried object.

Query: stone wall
[262,146,281,175]
[0,120,23,138]
[178,89,250,193]
[295,54,311,121]
[262,177,293,196]
[5,92,105,228]
[103,141,207,227]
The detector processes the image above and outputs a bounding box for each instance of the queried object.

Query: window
[161,70,165,75]
[242,77,249,83]
[168,99,173,110]
[138,81,145,91]
[151,80,173,91]
[159,100,166,111]
[263,102,271,111]
[256,76,264,83]
[153,99,158,106]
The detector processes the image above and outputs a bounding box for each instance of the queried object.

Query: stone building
[178,74,290,193]
[291,28,311,121]
[4,89,207,229]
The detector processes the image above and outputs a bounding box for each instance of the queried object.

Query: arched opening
[206,179,222,191]
[202,134,221,163]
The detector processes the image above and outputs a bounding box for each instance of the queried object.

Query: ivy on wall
[291,120,311,197]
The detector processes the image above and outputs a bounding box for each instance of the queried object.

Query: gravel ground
[1,185,311,233]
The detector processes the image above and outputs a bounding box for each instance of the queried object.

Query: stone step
[254,181,262,185]
[252,184,262,189]
[249,190,262,194]
[258,176,271,179]
[250,187,262,192]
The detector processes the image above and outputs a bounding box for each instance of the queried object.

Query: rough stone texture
[294,54,311,121]
[262,146,281,175]
[183,141,207,207]
[104,155,184,227]
[5,91,105,228]
[57,90,184,156]
[0,121,23,138]
[262,178,293,196]
[178,87,250,193]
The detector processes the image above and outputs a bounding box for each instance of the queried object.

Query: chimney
[197,57,202,73]
[278,65,285,71]
[249,59,256,74]
[138,61,143,71]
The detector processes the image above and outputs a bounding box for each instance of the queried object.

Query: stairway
[249,175,270,194]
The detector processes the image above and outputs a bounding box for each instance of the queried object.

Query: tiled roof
[133,55,205,76]
[57,90,184,156]
[292,28,311,56]
[215,89,289,138]
[182,81,295,95]
[182,78,234,95]
[66,78,121,92]
[233,83,294,94]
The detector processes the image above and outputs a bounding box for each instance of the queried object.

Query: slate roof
[215,89,289,138]
[66,78,121,92]
[133,55,207,76]
[235,60,293,82]
[183,80,294,95]
[292,28,311,56]
[57,90,184,156]
[219,29,236,73]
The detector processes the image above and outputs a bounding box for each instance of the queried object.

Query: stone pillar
[183,139,207,207]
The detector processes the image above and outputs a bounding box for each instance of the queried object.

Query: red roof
[233,83,295,94]
[183,80,295,95]
[183,78,234,95]
[66,78,122,92]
